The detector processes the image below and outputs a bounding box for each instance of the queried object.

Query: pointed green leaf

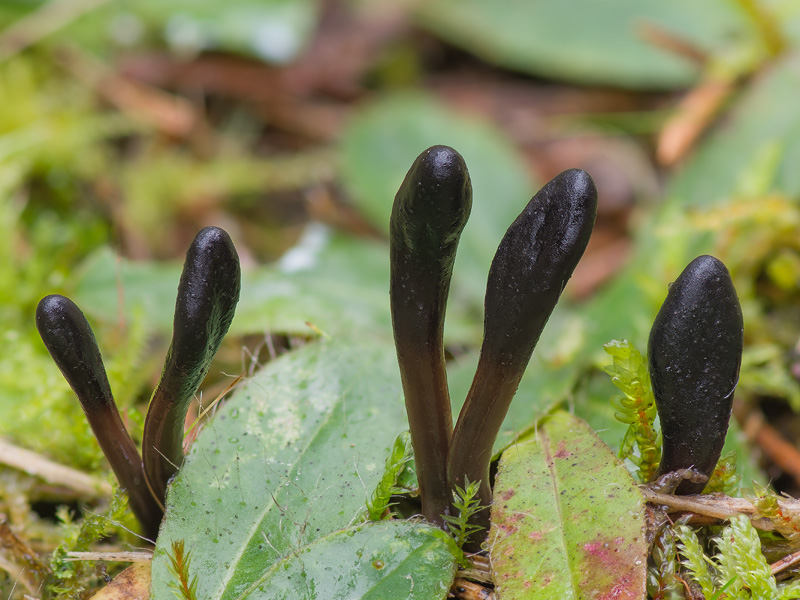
[150,340,416,599]
[489,411,646,599]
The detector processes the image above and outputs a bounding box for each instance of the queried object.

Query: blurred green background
[3,0,800,592]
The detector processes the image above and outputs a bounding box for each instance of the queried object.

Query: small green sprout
[603,339,661,483]
[366,430,414,521]
[167,540,198,600]
[443,477,487,565]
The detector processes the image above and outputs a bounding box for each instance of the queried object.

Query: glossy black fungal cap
[648,255,743,494]
[168,226,241,394]
[481,168,597,370]
[36,294,113,410]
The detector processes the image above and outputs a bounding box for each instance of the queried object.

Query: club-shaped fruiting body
[448,169,597,539]
[36,295,163,540]
[390,145,472,526]
[648,255,743,494]
[143,226,241,506]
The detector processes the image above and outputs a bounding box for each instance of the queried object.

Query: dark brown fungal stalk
[448,169,597,541]
[143,227,241,506]
[648,254,743,495]
[35,295,163,540]
[390,145,472,527]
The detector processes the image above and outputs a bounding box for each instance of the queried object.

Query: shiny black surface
[648,255,743,494]
[449,168,597,541]
[36,294,162,539]
[143,226,241,505]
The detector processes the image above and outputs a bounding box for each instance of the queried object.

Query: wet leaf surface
[489,411,647,599]
[238,521,456,600]
[150,339,419,599]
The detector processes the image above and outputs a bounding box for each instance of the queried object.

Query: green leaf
[231,521,456,600]
[489,411,647,599]
[339,92,535,309]
[413,0,749,89]
[150,339,418,599]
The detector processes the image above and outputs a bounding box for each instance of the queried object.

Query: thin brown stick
[636,21,708,66]
[642,487,800,533]
[56,45,198,138]
[656,77,734,166]
[0,437,111,498]
[65,551,153,562]
[0,517,50,595]
[771,547,800,576]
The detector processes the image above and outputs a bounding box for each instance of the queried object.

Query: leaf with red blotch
[489,411,647,599]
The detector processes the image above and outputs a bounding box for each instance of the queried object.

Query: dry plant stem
[143,227,240,506]
[648,255,743,494]
[390,145,472,526]
[57,44,197,137]
[65,551,153,562]
[636,22,708,65]
[449,169,597,542]
[0,437,111,498]
[642,488,800,532]
[771,548,800,576]
[35,295,163,540]
[656,77,733,166]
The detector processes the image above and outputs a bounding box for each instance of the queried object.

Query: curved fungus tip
[143,226,241,506]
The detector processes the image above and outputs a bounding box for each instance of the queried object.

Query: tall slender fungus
[449,169,597,544]
[36,295,163,540]
[390,145,472,526]
[143,227,241,506]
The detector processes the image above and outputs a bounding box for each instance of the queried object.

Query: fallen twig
[0,437,112,498]
[65,551,153,562]
[643,487,800,532]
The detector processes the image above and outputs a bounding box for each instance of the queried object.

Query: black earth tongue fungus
[648,254,743,495]
[35,295,163,541]
[143,226,241,507]
[390,145,472,528]
[448,169,597,544]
